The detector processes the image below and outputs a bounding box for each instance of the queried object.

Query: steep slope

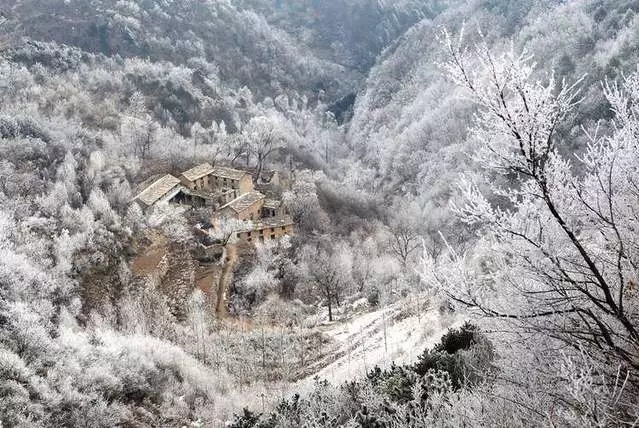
[299,297,460,386]
[234,0,446,72]
[346,0,639,236]
[3,0,358,100]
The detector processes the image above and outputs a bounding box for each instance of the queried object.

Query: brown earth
[130,229,242,320]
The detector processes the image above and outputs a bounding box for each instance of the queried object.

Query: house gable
[219,191,265,220]
[180,163,215,190]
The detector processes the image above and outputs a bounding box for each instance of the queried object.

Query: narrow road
[215,243,237,318]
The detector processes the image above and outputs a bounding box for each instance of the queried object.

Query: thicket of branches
[422,28,639,425]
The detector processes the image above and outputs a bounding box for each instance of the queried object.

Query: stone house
[179,163,215,191]
[218,191,266,221]
[235,216,294,243]
[213,188,241,207]
[179,164,254,196]
[209,166,254,195]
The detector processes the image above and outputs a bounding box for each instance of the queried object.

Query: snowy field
[299,296,461,387]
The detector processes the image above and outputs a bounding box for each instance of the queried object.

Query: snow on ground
[298,295,462,387]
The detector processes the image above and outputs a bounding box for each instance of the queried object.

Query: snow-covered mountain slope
[299,296,461,386]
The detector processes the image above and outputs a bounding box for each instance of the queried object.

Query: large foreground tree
[425,29,639,424]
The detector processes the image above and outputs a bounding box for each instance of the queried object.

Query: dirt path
[215,244,238,318]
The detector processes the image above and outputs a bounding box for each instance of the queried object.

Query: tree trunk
[256,153,264,184]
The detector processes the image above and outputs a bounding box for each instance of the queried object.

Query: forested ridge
[1,0,639,427]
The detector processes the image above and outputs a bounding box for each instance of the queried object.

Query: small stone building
[179,163,254,195]
[210,166,254,195]
[179,163,215,191]
[213,188,241,207]
[218,191,266,221]
[235,216,294,243]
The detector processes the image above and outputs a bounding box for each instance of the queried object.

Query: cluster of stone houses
[133,163,293,243]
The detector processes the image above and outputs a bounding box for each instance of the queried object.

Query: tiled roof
[181,163,214,182]
[134,174,181,206]
[263,199,281,209]
[220,191,265,213]
[211,166,250,181]
[236,215,294,232]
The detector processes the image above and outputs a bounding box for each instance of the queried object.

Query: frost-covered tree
[424,29,639,423]
[244,115,289,181]
[282,170,330,234]
[387,199,425,267]
[306,244,353,322]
